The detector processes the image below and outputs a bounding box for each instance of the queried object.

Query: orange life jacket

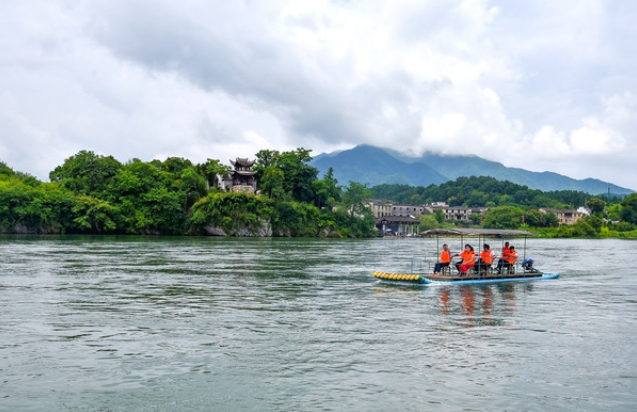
[507,250,518,264]
[502,247,511,259]
[461,250,475,266]
[480,250,493,264]
[440,250,451,263]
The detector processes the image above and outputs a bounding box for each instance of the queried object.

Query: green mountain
[310,145,633,195]
[311,144,447,187]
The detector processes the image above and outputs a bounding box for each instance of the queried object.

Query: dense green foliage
[0,151,376,237]
[189,192,272,235]
[620,193,637,225]
[1,154,634,238]
[370,176,591,208]
[0,169,76,234]
[370,177,636,238]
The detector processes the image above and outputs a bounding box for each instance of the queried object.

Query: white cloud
[0,0,636,189]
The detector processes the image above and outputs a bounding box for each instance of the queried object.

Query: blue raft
[420,272,559,285]
[372,271,559,286]
[373,228,560,286]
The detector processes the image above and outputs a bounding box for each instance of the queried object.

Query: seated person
[454,244,475,274]
[497,245,518,273]
[476,243,495,274]
[433,244,452,274]
[496,242,511,272]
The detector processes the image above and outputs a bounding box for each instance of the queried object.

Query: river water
[1,236,636,411]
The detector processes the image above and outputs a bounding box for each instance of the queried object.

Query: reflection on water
[434,284,517,328]
[1,236,637,412]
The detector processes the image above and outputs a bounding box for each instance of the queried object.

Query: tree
[161,157,193,175]
[587,197,606,215]
[586,214,603,231]
[50,150,122,196]
[447,195,463,206]
[469,213,482,225]
[0,161,14,177]
[255,148,318,203]
[419,214,439,231]
[261,166,286,200]
[0,176,76,233]
[196,158,230,190]
[255,149,280,170]
[524,209,543,227]
[481,206,525,229]
[342,181,372,217]
[313,167,341,210]
[607,203,622,221]
[142,187,187,234]
[620,193,637,225]
[542,211,560,228]
[278,148,318,203]
[72,195,121,233]
[179,168,207,208]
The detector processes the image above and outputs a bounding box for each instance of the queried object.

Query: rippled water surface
[1,236,636,411]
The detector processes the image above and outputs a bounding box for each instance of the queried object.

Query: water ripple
[1,236,636,411]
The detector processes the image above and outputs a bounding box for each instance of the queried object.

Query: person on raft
[477,243,495,274]
[497,245,519,273]
[433,244,452,274]
[455,244,476,274]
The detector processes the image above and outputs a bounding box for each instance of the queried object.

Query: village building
[577,206,592,216]
[429,205,487,222]
[367,199,393,218]
[367,199,423,235]
[367,199,430,218]
[367,199,489,234]
[390,204,427,217]
[539,208,585,225]
[215,158,258,194]
[375,216,420,237]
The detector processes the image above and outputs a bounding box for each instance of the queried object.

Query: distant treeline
[370,176,625,209]
[371,176,637,238]
[0,150,376,237]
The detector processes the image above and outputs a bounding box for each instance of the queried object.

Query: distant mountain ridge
[310,145,633,195]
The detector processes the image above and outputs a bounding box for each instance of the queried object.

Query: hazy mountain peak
[310,145,633,195]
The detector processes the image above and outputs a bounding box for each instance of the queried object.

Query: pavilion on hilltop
[215,158,258,194]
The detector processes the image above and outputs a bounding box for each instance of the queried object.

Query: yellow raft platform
[372,270,558,285]
[372,272,426,284]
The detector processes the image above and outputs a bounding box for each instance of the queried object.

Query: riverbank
[532,226,637,239]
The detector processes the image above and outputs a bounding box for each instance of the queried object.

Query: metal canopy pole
[523,235,528,277]
[436,234,440,272]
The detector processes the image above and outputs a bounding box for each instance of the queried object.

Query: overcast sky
[1,0,636,189]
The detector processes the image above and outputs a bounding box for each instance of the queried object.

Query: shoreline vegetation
[1,149,636,239]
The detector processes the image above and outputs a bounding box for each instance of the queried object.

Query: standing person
[478,243,495,275]
[496,241,511,273]
[433,244,452,275]
[455,244,475,274]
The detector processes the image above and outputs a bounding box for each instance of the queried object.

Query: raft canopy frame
[420,228,538,237]
[375,227,557,285]
[418,227,538,277]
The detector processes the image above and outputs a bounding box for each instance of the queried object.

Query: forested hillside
[0,150,376,237]
[3,150,637,238]
[369,176,603,209]
[370,176,637,238]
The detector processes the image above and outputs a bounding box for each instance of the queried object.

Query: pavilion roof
[230,158,255,168]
